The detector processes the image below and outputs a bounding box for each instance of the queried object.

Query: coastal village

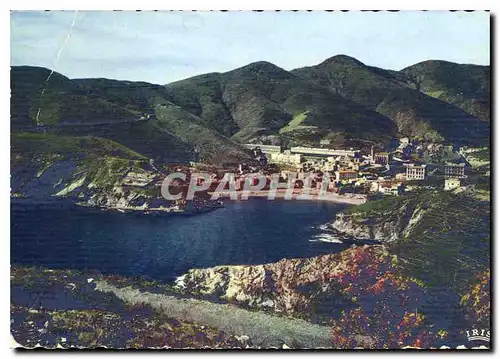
[9,10,491,351]
[221,138,482,204]
[116,136,488,212]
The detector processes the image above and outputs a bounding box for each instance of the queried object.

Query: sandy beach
[209,188,367,205]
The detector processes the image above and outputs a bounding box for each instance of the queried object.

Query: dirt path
[95,280,333,348]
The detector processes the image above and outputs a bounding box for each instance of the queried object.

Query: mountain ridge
[292,55,489,145]
[11,55,490,166]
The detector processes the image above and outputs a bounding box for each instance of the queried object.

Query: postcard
[10,10,491,350]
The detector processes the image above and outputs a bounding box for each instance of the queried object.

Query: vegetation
[11,132,146,160]
[331,188,490,348]
[279,111,315,133]
[292,55,489,146]
[11,66,140,127]
[461,270,490,327]
[422,145,461,164]
[168,61,397,147]
[10,66,245,163]
[11,267,241,349]
[329,246,435,349]
[11,56,490,164]
[342,190,490,292]
[470,148,490,162]
[401,60,490,122]
[344,195,405,215]
[392,193,489,288]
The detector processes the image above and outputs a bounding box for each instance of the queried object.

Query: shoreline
[11,189,366,215]
[10,196,223,215]
[209,189,367,205]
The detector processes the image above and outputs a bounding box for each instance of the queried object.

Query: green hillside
[167,61,398,147]
[401,60,490,122]
[11,66,249,163]
[344,190,490,291]
[292,55,490,146]
[11,132,146,160]
[11,66,141,127]
[11,55,490,164]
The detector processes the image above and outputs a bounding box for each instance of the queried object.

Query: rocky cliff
[332,191,490,292]
[175,245,468,348]
[331,190,490,247]
[176,245,410,320]
[331,196,426,242]
[11,132,193,213]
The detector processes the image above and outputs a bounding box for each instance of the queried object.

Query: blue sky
[11,11,490,84]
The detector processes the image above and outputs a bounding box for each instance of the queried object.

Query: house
[290,146,360,158]
[444,178,461,191]
[123,172,155,187]
[404,164,426,181]
[243,144,282,155]
[371,181,403,196]
[444,163,466,179]
[335,169,358,182]
[381,182,403,196]
[322,161,336,172]
[374,152,390,165]
[270,150,302,166]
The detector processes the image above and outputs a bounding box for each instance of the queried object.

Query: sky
[10,11,490,84]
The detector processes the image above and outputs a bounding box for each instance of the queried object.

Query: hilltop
[167,61,397,148]
[11,66,249,164]
[11,55,490,166]
[292,55,489,146]
[401,60,490,122]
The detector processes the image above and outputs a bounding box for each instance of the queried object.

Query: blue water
[11,199,350,281]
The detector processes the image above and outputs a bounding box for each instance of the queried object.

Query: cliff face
[331,191,490,258]
[176,245,388,319]
[332,191,490,294]
[175,191,490,323]
[331,199,427,242]
[11,153,170,212]
[10,132,194,212]
[175,245,454,348]
[174,241,489,348]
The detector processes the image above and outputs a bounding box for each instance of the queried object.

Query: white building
[371,181,403,196]
[123,172,155,187]
[444,164,466,179]
[444,178,461,191]
[404,164,426,181]
[243,144,281,154]
[269,150,302,166]
[290,146,359,158]
[335,169,358,182]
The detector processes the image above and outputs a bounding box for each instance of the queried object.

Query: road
[95,280,333,348]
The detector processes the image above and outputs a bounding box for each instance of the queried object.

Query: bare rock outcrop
[331,197,429,243]
[175,245,380,317]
